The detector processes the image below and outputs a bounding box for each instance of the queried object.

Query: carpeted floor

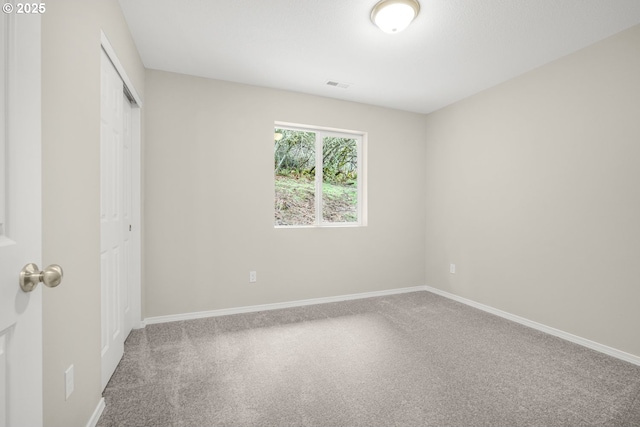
[97,291,640,427]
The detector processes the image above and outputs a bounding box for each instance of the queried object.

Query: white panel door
[100,49,126,389]
[0,9,43,427]
[122,97,133,337]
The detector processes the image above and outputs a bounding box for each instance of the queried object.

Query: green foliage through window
[274,126,361,226]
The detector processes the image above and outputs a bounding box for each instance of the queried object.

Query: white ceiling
[119,0,640,114]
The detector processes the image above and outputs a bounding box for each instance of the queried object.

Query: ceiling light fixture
[371,0,420,34]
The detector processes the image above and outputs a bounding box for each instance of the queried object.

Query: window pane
[322,136,358,223]
[274,128,316,226]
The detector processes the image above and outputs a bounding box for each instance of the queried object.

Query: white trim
[85,398,105,427]
[423,285,640,366]
[130,106,143,329]
[359,132,368,226]
[275,121,363,137]
[100,31,143,107]
[144,286,425,325]
[314,131,322,223]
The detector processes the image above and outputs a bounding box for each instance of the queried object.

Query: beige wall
[42,1,144,426]
[143,70,427,317]
[424,24,640,357]
[39,4,640,424]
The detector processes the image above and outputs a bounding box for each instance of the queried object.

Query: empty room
[1,0,640,426]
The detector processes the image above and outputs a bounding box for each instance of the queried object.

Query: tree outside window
[274,125,364,227]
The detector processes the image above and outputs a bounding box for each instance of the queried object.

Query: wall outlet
[249,271,257,283]
[450,264,456,274]
[65,365,74,400]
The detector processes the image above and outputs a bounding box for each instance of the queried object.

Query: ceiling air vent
[325,80,350,89]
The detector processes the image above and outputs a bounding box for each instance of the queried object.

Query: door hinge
[129,224,132,231]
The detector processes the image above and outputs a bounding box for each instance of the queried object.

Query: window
[274,123,365,227]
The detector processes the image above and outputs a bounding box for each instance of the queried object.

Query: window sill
[274,223,365,229]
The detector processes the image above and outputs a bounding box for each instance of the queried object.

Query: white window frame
[274,121,367,228]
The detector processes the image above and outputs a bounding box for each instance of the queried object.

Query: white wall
[42,1,145,425]
[424,24,640,358]
[143,70,427,317]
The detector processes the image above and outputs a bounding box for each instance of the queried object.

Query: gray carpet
[97,291,640,427]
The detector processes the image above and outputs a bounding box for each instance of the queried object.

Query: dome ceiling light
[371,0,420,34]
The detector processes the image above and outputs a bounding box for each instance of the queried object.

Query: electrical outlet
[249,271,257,283]
[450,264,456,274]
[65,365,74,400]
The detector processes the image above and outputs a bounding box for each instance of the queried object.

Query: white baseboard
[423,285,640,366]
[143,286,426,325]
[85,397,105,427]
[133,320,146,330]
[142,284,639,366]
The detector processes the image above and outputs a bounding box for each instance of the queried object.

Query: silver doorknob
[19,263,63,293]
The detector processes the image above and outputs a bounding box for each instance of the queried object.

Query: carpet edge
[142,285,428,326]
